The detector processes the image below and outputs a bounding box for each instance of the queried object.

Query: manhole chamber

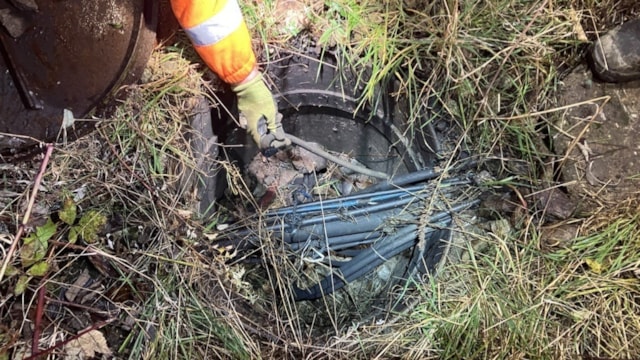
[206,47,466,326]
[223,49,441,177]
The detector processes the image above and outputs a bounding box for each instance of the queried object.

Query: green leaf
[59,196,77,225]
[70,210,107,244]
[21,218,55,267]
[37,218,57,243]
[3,264,20,277]
[23,233,35,245]
[24,218,57,246]
[585,258,604,274]
[14,275,31,296]
[26,261,49,276]
[69,226,78,244]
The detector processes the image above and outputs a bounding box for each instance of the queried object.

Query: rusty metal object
[156,0,181,44]
[0,0,158,154]
[0,33,42,110]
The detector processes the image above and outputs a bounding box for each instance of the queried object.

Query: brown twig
[0,143,54,282]
[23,318,115,360]
[45,296,116,315]
[31,246,57,356]
[31,281,46,356]
[48,240,92,251]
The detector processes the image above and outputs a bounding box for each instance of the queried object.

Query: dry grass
[2,0,640,359]
[325,200,640,359]
[0,49,259,358]
[242,0,640,358]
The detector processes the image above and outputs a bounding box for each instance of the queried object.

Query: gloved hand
[232,72,291,151]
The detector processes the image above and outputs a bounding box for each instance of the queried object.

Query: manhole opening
[206,48,473,330]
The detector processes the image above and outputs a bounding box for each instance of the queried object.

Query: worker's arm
[169,0,289,150]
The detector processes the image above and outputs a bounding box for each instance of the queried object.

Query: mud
[554,64,640,207]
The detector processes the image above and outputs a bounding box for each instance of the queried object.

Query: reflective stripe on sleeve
[184,0,243,46]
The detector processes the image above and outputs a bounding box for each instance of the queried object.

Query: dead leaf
[203,232,218,240]
[568,8,588,42]
[570,309,592,322]
[65,269,92,302]
[63,330,112,360]
[176,209,193,218]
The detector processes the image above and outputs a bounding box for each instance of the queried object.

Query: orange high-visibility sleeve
[170,0,257,84]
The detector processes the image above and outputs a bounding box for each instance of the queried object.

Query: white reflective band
[184,0,243,46]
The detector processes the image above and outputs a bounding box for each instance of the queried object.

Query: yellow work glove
[232,73,291,151]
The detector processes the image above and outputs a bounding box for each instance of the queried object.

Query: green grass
[328,204,640,359]
[244,0,576,176]
[127,262,254,360]
[241,0,640,358]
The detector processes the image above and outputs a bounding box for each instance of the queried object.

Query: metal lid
[0,0,158,154]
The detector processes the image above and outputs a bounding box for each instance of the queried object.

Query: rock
[0,9,28,38]
[274,0,309,35]
[247,153,298,189]
[478,192,518,218]
[540,223,580,249]
[289,144,328,172]
[534,188,576,220]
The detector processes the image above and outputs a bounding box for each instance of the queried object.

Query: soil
[553,64,640,209]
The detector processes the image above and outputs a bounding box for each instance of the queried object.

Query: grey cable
[286,134,390,180]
